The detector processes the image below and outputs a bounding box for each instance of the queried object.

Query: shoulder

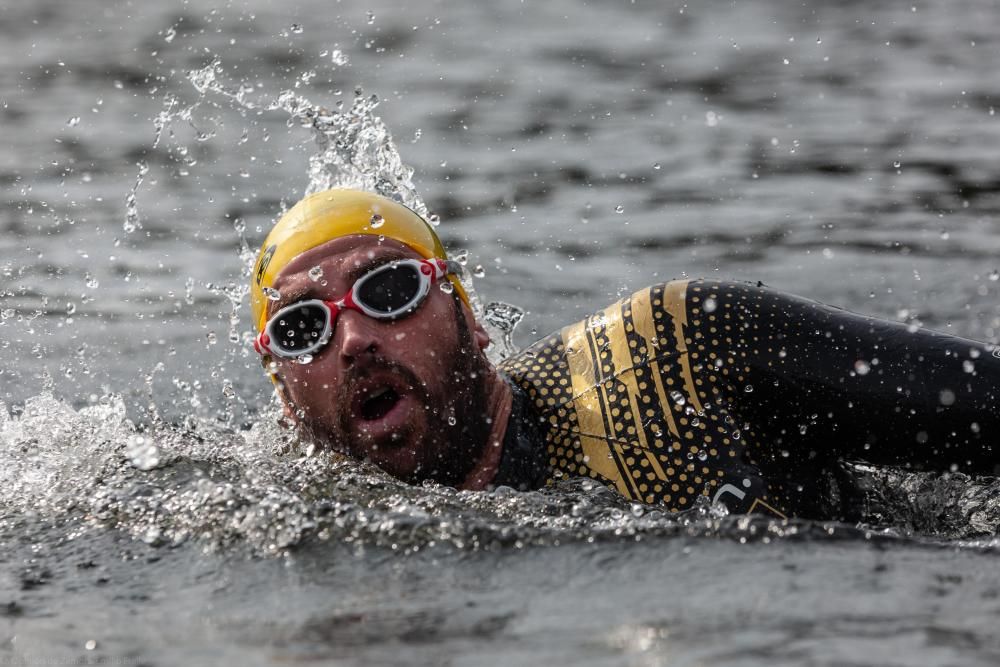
[499,279,786,370]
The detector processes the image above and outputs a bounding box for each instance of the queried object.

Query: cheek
[278,362,339,408]
[392,306,460,364]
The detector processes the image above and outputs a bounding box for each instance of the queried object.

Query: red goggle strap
[254,331,272,355]
[423,258,451,281]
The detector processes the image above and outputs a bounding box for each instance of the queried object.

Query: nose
[335,309,380,365]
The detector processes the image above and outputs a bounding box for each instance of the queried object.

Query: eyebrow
[343,250,412,284]
[268,284,318,317]
[266,250,414,318]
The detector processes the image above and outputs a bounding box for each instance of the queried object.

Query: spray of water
[128,57,523,365]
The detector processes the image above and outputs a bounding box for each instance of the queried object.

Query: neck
[458,367,513,490]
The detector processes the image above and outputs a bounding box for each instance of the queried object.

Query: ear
[473,319,491,351]
[275,380,300,428]
[455,296,491,352]
[264,355,300,427]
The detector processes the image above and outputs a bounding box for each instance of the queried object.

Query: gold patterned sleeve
[500,280,788,517]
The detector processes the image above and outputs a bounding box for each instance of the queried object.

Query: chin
[359,432,426,480]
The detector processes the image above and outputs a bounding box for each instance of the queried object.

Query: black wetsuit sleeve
[689,280,1000,490]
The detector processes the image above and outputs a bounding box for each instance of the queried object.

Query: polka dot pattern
[503,277,1000,519]
[501,280,787,517]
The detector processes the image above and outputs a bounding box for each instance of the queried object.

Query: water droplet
[370,214,385,228]
[963,360,975,373]
[84,273,99,289]
[854,360,871,375]
[472,265,486,278]
[308,266,324,281]
[615,205,625,214]
[705,110,719,127]
[939,389,956,406]
[630,503,645,517]
[447,415,457,426]
[85,640,97,651]
[67,116,80,127]
[428,213,441,226]
[164,26,177,43]
[670,391,685,406]
[126,435,161,471]
[367,11,376,24]
[206,332,217,345]
[330,49,349,66]
[744,385,753,393]
[290,23,303,34]
[990,270,1000,282]
[703,297,717,313]
[439,281,454,294]
[296,353,314,365]
[697,450,708,461]
[732,430,741,440]
[263,286,281,301]
[653,162,661,170]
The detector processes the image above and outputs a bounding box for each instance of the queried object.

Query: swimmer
[251,189,1000,519]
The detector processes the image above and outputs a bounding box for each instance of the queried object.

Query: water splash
[482,301,525,363]
[4,392,997,558]
[175,59,430,217]
[134,56,522,364]
[0,396,823,555]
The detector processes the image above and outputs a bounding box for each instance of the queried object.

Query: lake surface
[2,0,1000,664]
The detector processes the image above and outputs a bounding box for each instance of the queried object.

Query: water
[3,0,1000,663]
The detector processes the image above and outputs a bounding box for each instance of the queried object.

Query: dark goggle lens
[357,264,422,314]
[272,304,327,352]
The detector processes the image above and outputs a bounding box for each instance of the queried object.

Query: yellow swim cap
[250,189,468,332]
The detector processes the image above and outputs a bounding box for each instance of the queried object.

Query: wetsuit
[497,279,1000,519]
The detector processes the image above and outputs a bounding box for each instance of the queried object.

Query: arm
[686,280,1000,477]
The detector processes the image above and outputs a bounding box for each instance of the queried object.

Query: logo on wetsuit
[255,244,277,286]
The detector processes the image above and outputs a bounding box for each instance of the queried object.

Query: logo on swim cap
[255,244,277,286]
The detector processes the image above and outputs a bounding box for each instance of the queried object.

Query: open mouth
[360,386,402,421]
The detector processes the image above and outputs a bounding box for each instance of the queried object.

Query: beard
[302,299,492,487]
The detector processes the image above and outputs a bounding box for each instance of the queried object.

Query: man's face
[268,235,491,485]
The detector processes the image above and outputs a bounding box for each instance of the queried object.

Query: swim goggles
[254,258,460,359]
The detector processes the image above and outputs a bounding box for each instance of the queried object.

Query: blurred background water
[3,0,1000,664]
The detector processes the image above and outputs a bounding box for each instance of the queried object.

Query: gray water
[3,0,1000,664]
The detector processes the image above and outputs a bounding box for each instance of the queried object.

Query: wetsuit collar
[492,375,549,491]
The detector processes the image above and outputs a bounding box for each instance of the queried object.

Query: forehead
[274,235,421,286]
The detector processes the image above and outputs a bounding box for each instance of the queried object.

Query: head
[251,189,501,485]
